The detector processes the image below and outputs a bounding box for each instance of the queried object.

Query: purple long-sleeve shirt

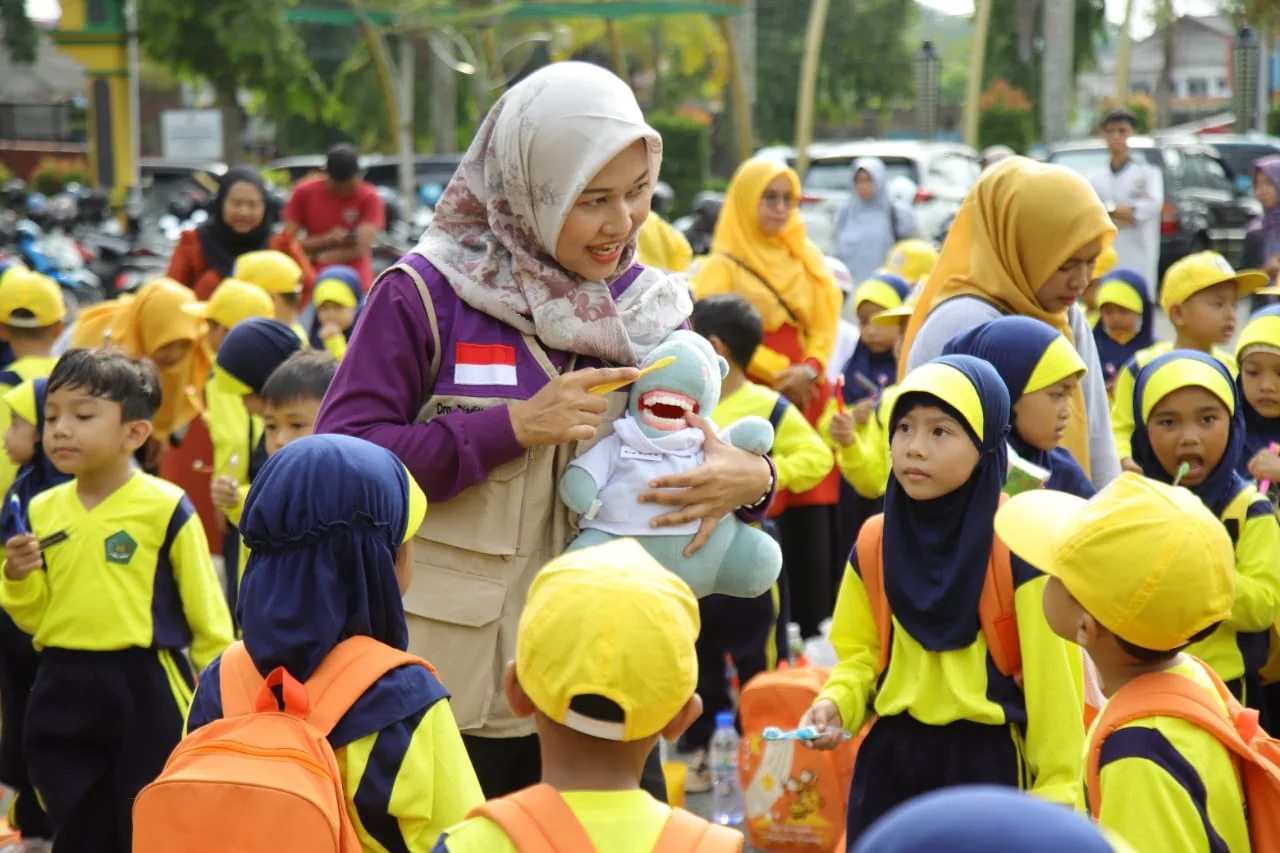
[315,254,774,518]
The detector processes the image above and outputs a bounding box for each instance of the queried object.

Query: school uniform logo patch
[454,342,518,386]
[104,531,137,565]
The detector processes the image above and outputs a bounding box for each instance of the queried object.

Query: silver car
[761,140,982,254]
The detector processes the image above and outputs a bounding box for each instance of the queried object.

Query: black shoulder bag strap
[717,253,801,325]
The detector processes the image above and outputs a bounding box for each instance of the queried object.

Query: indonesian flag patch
[454,342,518,386]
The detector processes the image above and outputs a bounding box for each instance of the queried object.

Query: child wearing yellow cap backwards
[433,538,743,852]
[802,355,1084,842]
[1111,251,1268,469]
[1129,350,1280,717]
[995,473,1248,853]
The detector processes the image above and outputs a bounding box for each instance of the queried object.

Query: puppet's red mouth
[639,391,698,431]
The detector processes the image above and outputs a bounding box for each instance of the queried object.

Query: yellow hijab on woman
[72,278,212,438]
[901,157,1116,474]
[694,158,839,369]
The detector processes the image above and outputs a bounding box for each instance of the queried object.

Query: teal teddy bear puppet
[559,329,782,598]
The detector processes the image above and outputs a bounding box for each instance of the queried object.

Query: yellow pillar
[52,0,136,194]
[1114,0,1137,103]
[794,0,832,178]
[964,0,994,149]
[717,15,753,163]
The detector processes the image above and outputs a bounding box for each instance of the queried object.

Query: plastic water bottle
[709,712,744,826]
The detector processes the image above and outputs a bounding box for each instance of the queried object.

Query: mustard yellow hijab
[72,278,212,438]
[901,157,1116,475]
[712,158,837,329]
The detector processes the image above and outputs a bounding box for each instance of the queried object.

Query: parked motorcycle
[673,191,723,258]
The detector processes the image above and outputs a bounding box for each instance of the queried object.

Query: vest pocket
[403,561,506,732]
[417,451,530,556]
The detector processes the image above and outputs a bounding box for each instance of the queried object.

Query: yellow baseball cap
[995,473,1234,651]
[2,380,37,425]
[883,239,939,285]
[870,301,916,327]
[0,269,66,328]
[233,250,303,295]
[1091,244,1119,282]
[516,538,700,742]
[1159,251,1267,314]
[182,278,276,329]
[313,278,359,309]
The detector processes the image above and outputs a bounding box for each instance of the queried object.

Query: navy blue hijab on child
[883,354,1010,651]
[943,316,1094,498]
[1131,350,1248,518]
[1091,267,1154,380]
[308,265,363,350]
[0,379,70,540]
[186,434,435,748]
[842,271,912,405]
[1234,306,1280,483]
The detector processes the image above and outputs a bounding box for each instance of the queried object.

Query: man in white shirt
[1089,109,1163,295]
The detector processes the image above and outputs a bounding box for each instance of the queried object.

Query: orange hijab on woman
[694,157,840,377]
[901,157,1116,474]
[72,278,212,439]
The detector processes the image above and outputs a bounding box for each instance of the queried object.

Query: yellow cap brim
[1257,284,1280,296]
[181,302,211,319]
[871,304,915,327]
[403,467,427,544]
[1230,270,1271,296]
[994,490,1089,578]
[1,383,36,426]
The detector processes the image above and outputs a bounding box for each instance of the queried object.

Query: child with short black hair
[996,473,1246,851]
[260,350,338,456]
[687,294,831,792]
[1,348,233,851]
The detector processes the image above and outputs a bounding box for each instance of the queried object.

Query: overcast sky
[917,0,1227,38]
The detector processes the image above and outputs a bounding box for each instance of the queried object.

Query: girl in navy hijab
[801,355,1086,841]
[944,316,1095,498]
[1090,267,1154,392]
[1131,350,1280,718]
[0,378,65,844]
[186,434,482,847]
[1234,306,1280,499]
[307,264,363,360]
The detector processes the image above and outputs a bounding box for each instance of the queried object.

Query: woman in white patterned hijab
[414,61,692,365]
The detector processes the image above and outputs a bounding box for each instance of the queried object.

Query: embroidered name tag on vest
[454,342,518,386]
[620,446,663,462]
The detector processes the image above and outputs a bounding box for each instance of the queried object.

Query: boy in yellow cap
[1110,250,1267,469]
[232,250,309,344]
[433,539,743,852]
[995,473,1247,852]
[0,269,65,499]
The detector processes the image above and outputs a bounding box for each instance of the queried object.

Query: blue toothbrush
[762,725,853,742]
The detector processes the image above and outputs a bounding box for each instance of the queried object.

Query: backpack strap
[218,641,259,718]
[767,396,789,434]
[853,514,892,673]
[655,808,744,852]
[1085,658,1260,818]
[467,784,596,853]
[303,636,439,736]
[980,496,1021,680]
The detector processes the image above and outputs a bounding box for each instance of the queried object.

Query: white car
[762,140,982,255]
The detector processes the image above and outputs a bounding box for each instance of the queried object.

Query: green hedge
[978,108,1034,155]
[648,113,710,218]
[1269,107,1280,137]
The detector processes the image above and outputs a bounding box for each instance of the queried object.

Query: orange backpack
[854,509,1021,680]
[737,667,859,852]
[468,783,743,852]
[1086,657,1280,851]
[132,636,439,853]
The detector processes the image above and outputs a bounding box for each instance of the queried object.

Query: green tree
[1227,0,1280,42]
[756,0,916,145]
[1,0,37,64]
[981,0,1108,121]
[138,0,329,164]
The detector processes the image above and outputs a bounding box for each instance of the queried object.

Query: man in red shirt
[283,144,385,291]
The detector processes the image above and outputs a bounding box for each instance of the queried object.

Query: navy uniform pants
[846,714,1023,846]
[25,647,193,853]
[0,611,50,838]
